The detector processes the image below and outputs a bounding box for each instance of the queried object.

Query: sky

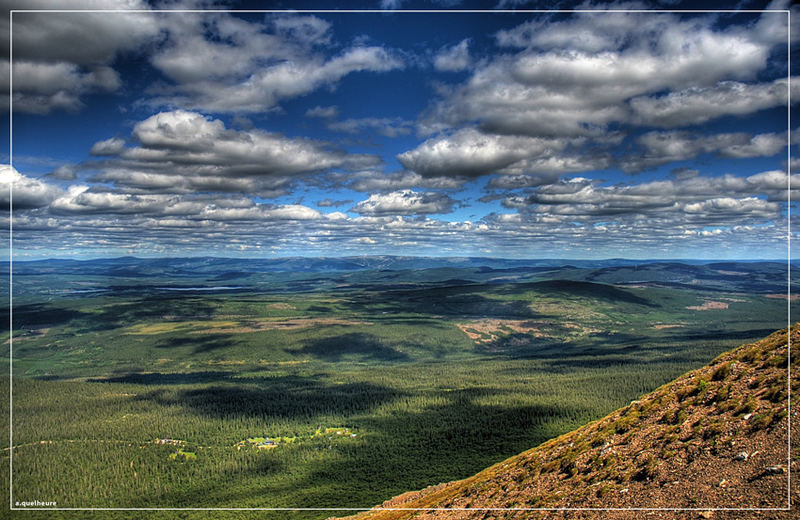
[0,0,798,260]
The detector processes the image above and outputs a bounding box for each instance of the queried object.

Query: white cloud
[504,170,793,224]
[398,128,572,178]
[152,42,404,113]
[6,8,403,114]
[434,39,472,72]
[306,105,340,119]
[0,165,63,209]
[352,190,457,215]
[630,78,797,128]
[421,10,786,138]
[48,164,78,181]
[622,131,787,172]
[89,110,381,196]
[346,171,465,192]
[89,137,127,156]
[3,3,161,113]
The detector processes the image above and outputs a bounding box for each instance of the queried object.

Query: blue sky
[1,0,797,260]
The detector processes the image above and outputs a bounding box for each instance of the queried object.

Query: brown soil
[766,294,800,301]
[335,326,798,520]
[686,301,730,311]
[456,319,543,343]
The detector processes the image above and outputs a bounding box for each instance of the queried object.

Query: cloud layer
[4,6,795,259]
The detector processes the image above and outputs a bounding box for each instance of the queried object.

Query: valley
[1,256,796,518]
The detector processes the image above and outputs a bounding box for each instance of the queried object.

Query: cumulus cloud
[434,39,472,72]
[420,10,787,137]
[622,131,787,172]
[6,8,403,114]
[88,110,381,196]
[90,137,127,156]
[150,20,405,113]
[351,190,457,215]
[630,78,798,128]
[9,61,121,114]
[47,184,325,223]
[504,170,794,224]
[48,164,78,181]
[0,165,63,209]
[398,128,575,178]
[3,2,161,113]
[345,171,465,192]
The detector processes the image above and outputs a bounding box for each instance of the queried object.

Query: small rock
[743,413,753,420]
[698,512,713,519]
[619,488,629,493]
[718,479,727,487]
[766,465,786,474]
[734,452,749,461]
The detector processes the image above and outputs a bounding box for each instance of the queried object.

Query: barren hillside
[337,325,798,520]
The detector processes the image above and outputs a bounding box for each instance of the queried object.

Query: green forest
[1,259,795,519]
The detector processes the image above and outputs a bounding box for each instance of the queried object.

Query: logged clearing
[766,293,800,301]
[457,319,543,343]
[652,323,684,330]
[686,300,729,311]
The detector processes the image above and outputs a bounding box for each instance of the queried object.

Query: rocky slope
[337,326,798,520]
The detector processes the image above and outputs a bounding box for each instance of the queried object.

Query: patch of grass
[712,362,732,381]
[735,399,758,416]
[750,411,774,430]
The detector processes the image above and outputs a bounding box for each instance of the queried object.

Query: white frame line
[6,6,793,513]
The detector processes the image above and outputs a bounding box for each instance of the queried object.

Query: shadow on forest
[495,326,780,373]
[345,286,542,318]
[503,280,659,307]
[293,332,410,362]
[87,371,237,385]
[77,296,218,333]
[3,303,87,332]
[6,296,219,334]
[472,331,653,360]
[125,375,404,419]
[155,386,593,508]
[662,328,779,342]
[154,334,238,354]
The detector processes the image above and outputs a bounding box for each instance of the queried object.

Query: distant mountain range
[5,256,798,298]
[5,255,795,275]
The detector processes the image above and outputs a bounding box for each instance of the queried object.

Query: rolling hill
[336,326,798,519]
